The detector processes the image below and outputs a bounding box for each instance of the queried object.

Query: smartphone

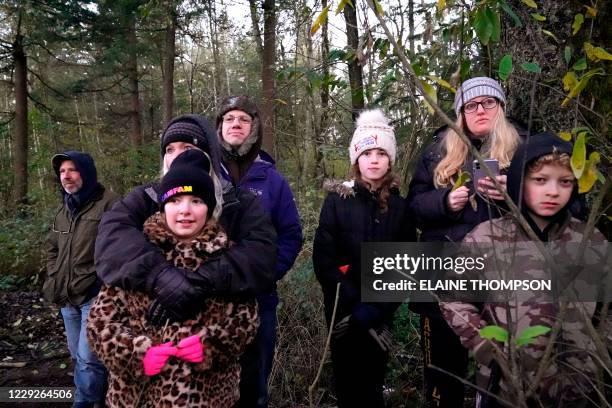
[472,159,500,188]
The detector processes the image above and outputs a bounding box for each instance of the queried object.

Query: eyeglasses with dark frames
[223,115,253,125]
[462,98,499,114]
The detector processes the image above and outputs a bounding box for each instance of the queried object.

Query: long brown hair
[349,164,400,213]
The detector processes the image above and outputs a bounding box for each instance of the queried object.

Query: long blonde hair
[434,108,520,187]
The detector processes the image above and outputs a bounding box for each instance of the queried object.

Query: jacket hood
[215,95,263,158]
[52,151,98,199]
[507,131,575,206]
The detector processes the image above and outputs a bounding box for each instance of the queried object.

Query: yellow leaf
[372,0,384,16]
[559,131,572,141]
[589,151,601,165]
[531,13,546,21]
[521,0,537,9]
[572,14,584,35]
[570,132,586,179]
[437,0,446,12]
[420,81,437,115]
[452,170,471,192]
[541,29,558,42]
[427,75,456,93]
[584,6,597,18]
[310,5,331,36]
[335,0,352,15]
[578,160,597,193]
[561,69,604,107]
[585,42,612,61]
[562,72,578,92]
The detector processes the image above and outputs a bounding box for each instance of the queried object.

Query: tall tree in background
[260,0,277,155]
[162,0,177,127]
[12,13,28,205]
[343,2,364,121]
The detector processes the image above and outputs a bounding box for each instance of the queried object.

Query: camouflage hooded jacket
[440,212,610,405]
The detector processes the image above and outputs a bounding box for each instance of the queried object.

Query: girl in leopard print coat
[87,150,259,407]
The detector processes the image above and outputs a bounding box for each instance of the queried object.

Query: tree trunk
[126,14,142,147]
[248,0,264,60]
[314,0,330,181]
[162,2,176,128]
[13,32,28,205]
[260,0,276,156]
[343,2,364,122]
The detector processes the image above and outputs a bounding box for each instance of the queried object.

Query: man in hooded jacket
[44,151,119,408]
[216,95,303,408]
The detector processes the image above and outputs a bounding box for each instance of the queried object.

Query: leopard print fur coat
[87,212,259,407]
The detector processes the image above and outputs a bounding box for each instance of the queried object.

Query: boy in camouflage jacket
[441,132,610,407]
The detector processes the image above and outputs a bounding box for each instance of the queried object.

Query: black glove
[332,315,351,340]
[146,266,206,326]
[368,325,393,352]
[351,303,382,331]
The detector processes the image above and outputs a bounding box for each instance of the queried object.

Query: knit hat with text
[158,149,216,214]
[349,109,397,165]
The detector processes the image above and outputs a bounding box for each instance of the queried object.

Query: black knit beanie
[158,150,216,213]
[161,119,210,157]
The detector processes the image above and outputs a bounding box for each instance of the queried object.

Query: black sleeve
[188,188,277,295]
[406,148,457,227]
[94,185,167,291]
[313,194,342,289]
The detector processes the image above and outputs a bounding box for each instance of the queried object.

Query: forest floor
[0,290,73,407]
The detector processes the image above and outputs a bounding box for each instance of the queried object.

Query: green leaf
[498,54,513,81]
[485,6,501,43]
[480,325,509,343]
[562,68,604,106]
[559,131,572,141]
[531,13,546,21]
[460,60,471,78]
[564,46,572,65]
[521,62,542,73]
[310,5,331,36]
[516,325,551,347]
[572,13,584,35]
[571,132,587,179]
[571,57,587,71]
[473,7,493,46]
[521,0,537,8]
[500,1,522,27]
[452,170,471,191]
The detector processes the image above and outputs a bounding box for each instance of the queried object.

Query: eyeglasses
[462,98,499,114]
[223,115,252,125]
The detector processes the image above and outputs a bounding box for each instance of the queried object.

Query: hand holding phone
[473,159,506,201]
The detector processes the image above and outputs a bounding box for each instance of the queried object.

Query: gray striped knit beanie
[453,77,506,116]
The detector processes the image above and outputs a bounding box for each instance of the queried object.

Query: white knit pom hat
[349,109,396,165]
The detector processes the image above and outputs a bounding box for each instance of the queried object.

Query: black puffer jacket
[313,180,416,326]
[407,124,527,243]
[95,114,277,301]
[95,182,276,296]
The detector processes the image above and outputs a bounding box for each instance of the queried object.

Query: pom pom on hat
[349,109,397,165]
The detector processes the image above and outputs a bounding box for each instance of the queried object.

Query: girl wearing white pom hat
[313,109,416,407]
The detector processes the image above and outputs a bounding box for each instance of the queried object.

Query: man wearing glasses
[44,151,118,408]
[216,96,303,408]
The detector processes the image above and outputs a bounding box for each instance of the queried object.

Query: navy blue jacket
[221,151,303,309]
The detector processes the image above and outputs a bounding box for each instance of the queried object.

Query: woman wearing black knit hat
[88,149,259,407]
[95,114,277,327]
